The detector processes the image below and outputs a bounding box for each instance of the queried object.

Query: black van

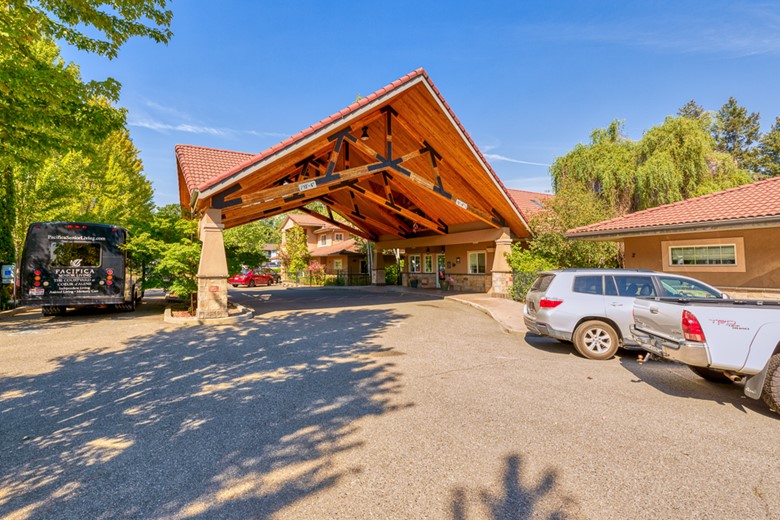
[19,222,142,316]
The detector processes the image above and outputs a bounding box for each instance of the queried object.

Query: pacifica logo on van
[54,268,96,276]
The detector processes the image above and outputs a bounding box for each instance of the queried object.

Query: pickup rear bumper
[630,326,710,367]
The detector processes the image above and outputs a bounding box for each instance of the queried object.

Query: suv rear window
[530,274,555,292]
[572,275,603,295]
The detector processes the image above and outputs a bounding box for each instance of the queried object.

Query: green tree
[713,97,761,173]
[11,130,155,257]
[223,217,282,274]
[552,117,754,216]
[635,116,752,209]
[551,120,637,214]
[279,225,310,278]
[522,180,620,269]
[1,1,172,60]
[759,117,780,177]
[677,99,705,120]
[0,1,171,281]
[125,204,200,311]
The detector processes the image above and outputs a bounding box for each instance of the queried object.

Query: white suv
[523,269,725,360]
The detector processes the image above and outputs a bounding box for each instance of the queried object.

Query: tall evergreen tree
[759,117,780,177]
[713,97,761,173]
[678,99,705,120]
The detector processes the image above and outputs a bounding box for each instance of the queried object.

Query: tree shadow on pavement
[450,454,581,520]
[0,306,411,518]
[619,356,777,418]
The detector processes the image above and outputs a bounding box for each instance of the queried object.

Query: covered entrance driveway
[176,69,532,318]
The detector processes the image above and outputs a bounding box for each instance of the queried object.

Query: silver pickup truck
[631,297,780,413]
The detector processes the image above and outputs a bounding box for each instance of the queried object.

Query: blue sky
[60,0,780,207]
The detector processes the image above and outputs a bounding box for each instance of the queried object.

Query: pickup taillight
[539,298,563,309]
[682,310,706,342]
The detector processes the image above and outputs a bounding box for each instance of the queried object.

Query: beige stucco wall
[622,227,780,291]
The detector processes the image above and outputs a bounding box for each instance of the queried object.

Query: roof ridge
[175,143,254,155]
[197,69,429,193]
[507,188,553,196]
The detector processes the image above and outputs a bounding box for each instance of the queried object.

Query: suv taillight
[682,310,706,342]
[539,298,563,309]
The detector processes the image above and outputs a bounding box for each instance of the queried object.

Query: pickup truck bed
[632,297,780,413]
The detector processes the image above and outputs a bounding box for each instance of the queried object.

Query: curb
[445,296,527,335]
[163,304,254,325]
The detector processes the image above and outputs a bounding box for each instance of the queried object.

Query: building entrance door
[436,254,446,288]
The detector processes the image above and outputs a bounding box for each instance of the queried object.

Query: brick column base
[489,271,513,298]
[197,276,229,319]
[371,269,386,285]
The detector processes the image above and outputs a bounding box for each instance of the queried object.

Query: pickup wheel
[688,365,734,384]
[573,320,619,360]
[761,353,780,413]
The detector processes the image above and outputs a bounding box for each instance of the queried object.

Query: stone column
[196,208,229,319]
[371,248,385,285]
[489,227,513,298]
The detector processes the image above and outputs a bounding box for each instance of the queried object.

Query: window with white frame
[468,251,486,274]
[409,254,421,273]
[670,244,736,266]
[333,259,343,271]
[319,234,327,246]
[424,254,433,273]
[334,233,343,241]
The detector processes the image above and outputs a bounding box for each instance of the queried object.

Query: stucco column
[371,248,385,285]
[196,208,229,319]
[489,227,513,297]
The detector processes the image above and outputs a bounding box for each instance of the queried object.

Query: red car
[229,268,275,287]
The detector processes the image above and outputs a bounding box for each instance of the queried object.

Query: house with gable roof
[567,177,780,299]
[279,213,366,281]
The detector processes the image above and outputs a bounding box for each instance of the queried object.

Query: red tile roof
[309,238,361,257]
[175,145,254,194]
[567,177,780,238]
[507,189,553,220]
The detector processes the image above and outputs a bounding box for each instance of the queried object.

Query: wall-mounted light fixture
[456,257,461,264]
[360,126,369,141]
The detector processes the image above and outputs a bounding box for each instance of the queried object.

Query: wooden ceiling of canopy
[193,76,530,241]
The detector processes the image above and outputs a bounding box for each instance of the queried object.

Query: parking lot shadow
[450,454,581,519]
[0,306,410,518]
[619,357,777,417]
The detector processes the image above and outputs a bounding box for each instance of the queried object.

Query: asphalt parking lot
[1,287,778,519]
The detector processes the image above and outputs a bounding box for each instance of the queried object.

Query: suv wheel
[573,320,619,360]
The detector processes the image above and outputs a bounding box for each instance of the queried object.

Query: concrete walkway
[444,293,527,334]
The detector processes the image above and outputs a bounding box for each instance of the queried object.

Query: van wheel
[688,365,734,384]
[573,320,619,360]
[42,305,66,317]
[761,353,780,413]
